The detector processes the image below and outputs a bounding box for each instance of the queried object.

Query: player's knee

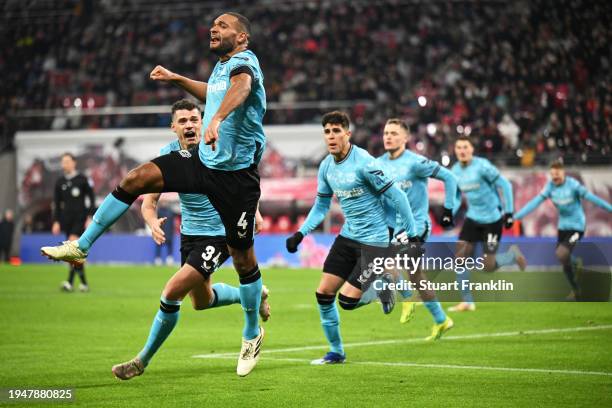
[229,247,255,274]
[482,254,497,272]
[316,291,336,305]
[556,247,570,264]
[338,293,360,310]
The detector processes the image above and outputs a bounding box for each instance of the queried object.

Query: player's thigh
[204,166,260,251]
[182,235,231,279]
[321,236,361,293]
[150,148,202,194]
[162,263,208,301]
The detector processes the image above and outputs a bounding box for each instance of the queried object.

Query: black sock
[68,267,75,285]
[74,265,87,285]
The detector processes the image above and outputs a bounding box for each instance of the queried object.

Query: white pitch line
[192,324,612,359]
[256,357,612,377]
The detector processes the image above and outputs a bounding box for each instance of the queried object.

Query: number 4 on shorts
[237,212,248,231]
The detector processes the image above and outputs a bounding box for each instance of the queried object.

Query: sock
[495,250,517,268]
[74,265,87,285]
[456,270,474,304]
[78,187,137,251]
[238,266,262,340]
[356,286,378,308]
[67,267,75,285]
[562,260,578,291]
[424,300,446,324]
[316,293,344,355]
[137,296,181,367]
[209,283,241,308]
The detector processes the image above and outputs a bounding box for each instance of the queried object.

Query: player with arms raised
[515,160,612,300]
[377,118,456,339]
[286,111,419,365]
[450,136,526,312]
[42,12,267,376]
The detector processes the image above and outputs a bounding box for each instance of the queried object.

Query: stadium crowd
[3,0,610,164]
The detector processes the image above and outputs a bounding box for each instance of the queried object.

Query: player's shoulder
[566,176,582,188]
[406,150,432,165]
[229,50,260,67]
[473,156,493,167]
[160,140,181,155]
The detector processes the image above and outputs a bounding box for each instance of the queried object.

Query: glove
[394,230,425,258]
[286,232,304,253]
[439,207,453,228]
[503,213,514,229]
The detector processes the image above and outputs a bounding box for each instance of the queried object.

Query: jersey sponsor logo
[552,196,573,206]
[208,81,228,92]
[458,181,481,192]
[335,187,365,198]
[178,149,191,158]
[399,179,412,189]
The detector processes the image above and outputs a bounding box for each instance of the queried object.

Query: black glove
[286,232,304,253]
[503,213,514,229]
[394,230,425,258]
[439,207,453,228]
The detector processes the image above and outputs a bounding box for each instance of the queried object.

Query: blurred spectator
[0,209,15,262]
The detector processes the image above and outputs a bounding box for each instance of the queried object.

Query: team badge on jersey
[178,150,191,158]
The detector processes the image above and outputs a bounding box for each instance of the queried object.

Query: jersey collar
[334,144,353,165]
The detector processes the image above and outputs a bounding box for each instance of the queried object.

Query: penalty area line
[192,324,612,359]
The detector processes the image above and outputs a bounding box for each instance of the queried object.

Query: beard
[210,38,235,56]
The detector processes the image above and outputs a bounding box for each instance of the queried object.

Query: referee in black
[52,153,95,292]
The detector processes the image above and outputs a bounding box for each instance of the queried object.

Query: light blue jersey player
[449,136,526,312]
[286,111,419,365]
[377,118,456,339]
[112,99,270,380]
[43,13,270,377]
[516,160,612,299]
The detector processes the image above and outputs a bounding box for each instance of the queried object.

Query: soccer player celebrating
[42,12,267,376]
[286,111,419,365]
[377,118,455,338]
[515,160,612,300]
[52,153,95,292]
[449,136,526,312]
[111,99,270,380]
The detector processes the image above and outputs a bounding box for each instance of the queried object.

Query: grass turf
[1,264,611,407]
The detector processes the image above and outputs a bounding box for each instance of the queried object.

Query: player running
[449,136,526,312]
[286,111,419,365]
[42,13,266,376]
[111,99,270,380]
[52,153,95,292]
[377,118,455,339]
[515,160,612,300]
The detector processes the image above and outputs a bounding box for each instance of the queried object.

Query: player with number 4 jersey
[111,100,270,381]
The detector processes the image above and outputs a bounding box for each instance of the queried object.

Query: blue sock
[316,293,344,355]
[424,300,446,324]
[495,250,517,268]
[78,187,136,251]
[137,296,181,367]
[356,285,378,308]
[239,266,262,340]
[209,283,241,308]
[456,270,474,304]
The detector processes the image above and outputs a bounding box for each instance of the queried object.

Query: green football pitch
[1,264,611,407]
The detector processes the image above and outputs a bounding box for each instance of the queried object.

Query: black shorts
[151,146,261,250]
[323,235,389,290]
[181,234,230,278]
[61,215,86,237]
[458,217,503,254]
[557,230,584,249]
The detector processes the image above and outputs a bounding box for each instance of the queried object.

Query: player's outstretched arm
[150,65,207,102]
[141,193,167,245]
[581,190,612,212]
[433,166,458,226]
[515,194,546,220]
[286,195,332,253]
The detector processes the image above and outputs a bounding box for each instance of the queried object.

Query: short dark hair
[322,111,350,129]
[171,99,201,117]
[61,152,76,161]
[550,159,564,169]
[385,118,408,132]
[455,135,472,145]
[226,12,251,36]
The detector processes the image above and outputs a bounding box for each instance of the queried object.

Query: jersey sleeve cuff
[377,182,393,195]
[230,65,255,81]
